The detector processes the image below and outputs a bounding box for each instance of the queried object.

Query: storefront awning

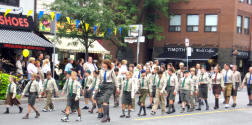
[45,35,110,54]
[0,30,54,51]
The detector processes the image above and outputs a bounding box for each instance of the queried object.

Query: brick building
[149,0,252,74]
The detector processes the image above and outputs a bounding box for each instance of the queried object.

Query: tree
[49,0,117,62]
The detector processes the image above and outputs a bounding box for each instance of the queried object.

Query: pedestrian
[42,59,51,78]
[179,71,193,113]
[76,58,84,84]
[196,67,210,111]
[98,59,119,123]
[232,65,241,107]
[21,73,41,119]
[242,67,252,106]
[42,71,59,112]
[37,52,43,67]
[61,71,82,122]
[3,76,23,114]
[137,70,151,117]
[113,68,122,108]
[64,58,73,73]
[88,70,99,114]
[166,68,178,114]
[84,57,96,72]
[147,66,159,109]
[120,60,128,79]
[16,55,24,75]
[35,61,44,92]
[120,72,134,118]
[61,71,72,114]
[27,57,38,80]
[222,64,235,108]
[82,70,93,110]
[54,61,63,89]
[151,70,167,115]
[210,66,224,110]
[189,68,199,111]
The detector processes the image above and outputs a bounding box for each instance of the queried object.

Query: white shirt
[27,63,38,74]
[84,62,96,72]
[42,64,51,74]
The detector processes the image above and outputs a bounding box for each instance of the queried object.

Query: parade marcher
[42,71,59,112]
[113,68,122,107]
[232,65,241,107]
[222,64,235,108]
[152,60,160,72]
[151,70,167,115]
[61,71,73,114]
[61,71,82,122]
[137,70,151,116]
[21,73,41,119]
[97,59,119,122]
[196,67,210,111]
[147,66,159,109]
[134,64,143,110]
[4,76,23,114]
[210,66,224,110]
[166,68,178,114]
[82,70,93,110]
[120,72,134,118]
[189,68,199,110]
[176,62,185,104]
[242,67,252,106]
[179,71,193,113]
[88,70,100,114]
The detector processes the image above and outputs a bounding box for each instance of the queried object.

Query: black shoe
[141,113,147,116]
[19,107,23,113]
[35,112,40,118]
[120,114,125,118]
[232,103,237,107]
[214,106,219,110]
[178,101,182,104]
[3,111,9,114]
[147,105,152,109]
[98,113,103,118]
[196,108,201,111]
[82,106,89,110]
[247,103,252,106]
[126,115,130,118]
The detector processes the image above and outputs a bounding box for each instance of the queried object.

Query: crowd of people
[3,55,252,123]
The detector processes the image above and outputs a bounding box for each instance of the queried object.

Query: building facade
[151,0,252,74]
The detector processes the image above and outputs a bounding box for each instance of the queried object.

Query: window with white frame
[244,17,250,34]
[169,15,181,32]
[205,15,218,32]
[187,15,199,32]
[237,16,242,33]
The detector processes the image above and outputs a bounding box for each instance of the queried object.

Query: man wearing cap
[222,64,235,109]
[82,70,93,110]
[242,67,252,106]
[42,71,59,112]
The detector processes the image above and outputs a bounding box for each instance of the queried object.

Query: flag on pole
[66,17,71,24]
[56,13,61,21]
[108,28,111,37]
[27,10,33,17]
[76,20,80,28]
[85,23,89,31]
[4,9,11,17]
[119,27,122,35]
[38,11,44,20]
[94,25,97,34]
[51,12,55,21]
[114,27,117,36]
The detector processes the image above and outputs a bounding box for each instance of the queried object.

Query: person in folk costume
[128,64,137,111]
[179,71,194,113]
[4,75,23,114]
[61,71,82,122]
[145,67,153,109]
[21,73,41,119]
[97,59,119,123]
[189,68,199,111]
[42,71,59,112]
[242,67,252,106]
[113,67,123,108]
[82,70,93,110]
[137,70,151,116]
[176,62,185,104]
[61,71,74,114]
[151,70,167,115]
[120,72,134,118]
[164,63,175,108]
[165,68,179,114]
[222,64,235,109]
[147,66,160,109]
[88,70,101,115]
[196,67,210,111]
[210,66,224,110]
[231,65,241,107]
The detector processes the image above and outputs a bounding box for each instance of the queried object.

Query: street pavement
[0,88,252,125]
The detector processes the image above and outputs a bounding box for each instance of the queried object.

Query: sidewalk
[0,96,84,105]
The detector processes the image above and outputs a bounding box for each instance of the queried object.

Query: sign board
[138,36,145,43]
[185,38,190,47]
[187,47,192,56]
[128,24,143,37]
[125,37,137,43]
[0,12,34,31]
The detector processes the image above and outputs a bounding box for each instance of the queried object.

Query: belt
[102,82,112,84]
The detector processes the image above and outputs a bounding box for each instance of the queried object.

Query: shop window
[169,15,181,32]
[237,16,242,34]
[205,15,218,32]
[187,15,199,32]
[0,0,19,7]
[244,17,250,35]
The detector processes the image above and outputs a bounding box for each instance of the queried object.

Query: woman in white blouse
[42,59,51,78]
[27,57,38,80]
